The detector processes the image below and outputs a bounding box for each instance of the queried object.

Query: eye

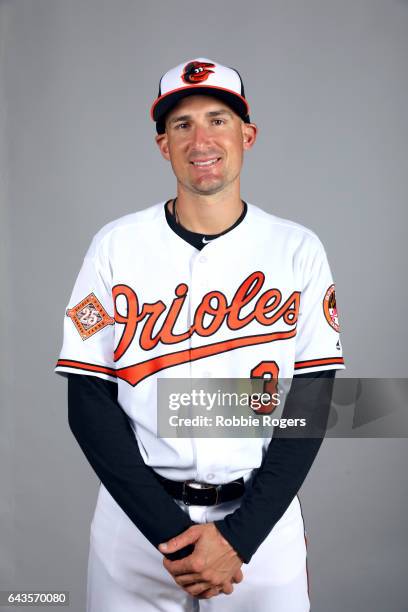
[212,118,225,126]
[175,122,189,130]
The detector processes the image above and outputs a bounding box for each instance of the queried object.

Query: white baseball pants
[86,484,310,611]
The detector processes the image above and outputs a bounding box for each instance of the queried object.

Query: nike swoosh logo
[202,237,212,243]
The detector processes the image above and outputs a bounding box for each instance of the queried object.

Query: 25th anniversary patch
[66,293,114,340]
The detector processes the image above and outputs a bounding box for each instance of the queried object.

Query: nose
[190,124,212,148]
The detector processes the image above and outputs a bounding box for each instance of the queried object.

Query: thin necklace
[173,198,182,226]
[172,198,244,234]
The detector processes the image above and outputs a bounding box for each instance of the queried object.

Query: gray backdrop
[1,0,407,610]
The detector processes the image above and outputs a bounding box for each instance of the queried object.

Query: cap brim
[151,85,250,131]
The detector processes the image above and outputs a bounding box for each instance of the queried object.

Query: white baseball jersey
[55,201,345,484]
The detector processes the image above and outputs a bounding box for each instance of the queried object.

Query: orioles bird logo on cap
[181,61,215,84]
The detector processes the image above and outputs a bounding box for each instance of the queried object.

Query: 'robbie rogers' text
[168,415,306,428]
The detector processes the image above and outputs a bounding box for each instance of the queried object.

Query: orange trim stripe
[297,497,311,604]
[56,328,296,387]
[56,359,117,377]
[150,84,250,120]
[294,357,344,370]
[304,533,310,599]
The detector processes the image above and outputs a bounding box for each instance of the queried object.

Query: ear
[242,122,258,150]
[155,132,170,161]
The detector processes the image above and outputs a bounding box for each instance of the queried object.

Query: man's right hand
[176,568,243,600]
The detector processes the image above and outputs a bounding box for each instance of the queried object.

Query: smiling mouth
[190,157,221,167]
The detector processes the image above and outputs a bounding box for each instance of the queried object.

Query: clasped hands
[159,523,243,600]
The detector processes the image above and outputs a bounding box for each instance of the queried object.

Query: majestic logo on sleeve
[323,284,340,332]
[66,293,115,340]
[111,271,301,386]
[182,61,215,84]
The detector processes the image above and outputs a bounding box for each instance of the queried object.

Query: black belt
[155,474,245,506]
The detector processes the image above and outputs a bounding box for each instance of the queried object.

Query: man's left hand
[159,523,243,599]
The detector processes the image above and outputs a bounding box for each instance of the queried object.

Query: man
[56,58,345,611]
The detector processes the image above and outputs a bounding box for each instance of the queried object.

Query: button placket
[190,253,206,479]
[189,249,220,482]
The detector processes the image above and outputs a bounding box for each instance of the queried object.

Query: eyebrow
[168,109,234,125]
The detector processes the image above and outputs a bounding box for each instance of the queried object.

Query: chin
[193,184,226,196]
[191,178,226,194]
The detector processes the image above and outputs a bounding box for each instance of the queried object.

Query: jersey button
[199,255,207,264]
[206,473,215,481]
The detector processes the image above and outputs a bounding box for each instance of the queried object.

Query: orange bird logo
[182,61,215,84]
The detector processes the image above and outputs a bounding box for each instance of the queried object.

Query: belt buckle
[182,481,219,506]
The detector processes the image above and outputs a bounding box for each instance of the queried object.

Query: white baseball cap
[151,58,251,134]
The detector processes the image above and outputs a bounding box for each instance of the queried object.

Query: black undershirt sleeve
[67,369,335,564]
[214,370,336,563]
[67,374,194,560]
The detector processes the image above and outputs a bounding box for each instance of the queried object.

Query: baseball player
[55,58,345,611]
